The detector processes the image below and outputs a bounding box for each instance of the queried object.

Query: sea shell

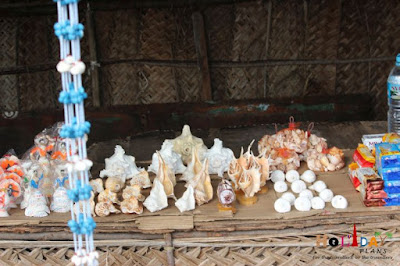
[171,125,207,165]
[25,190,50,217]
[238,167,261,198]
[331,195,348,209]
[97,177,123,204]
[301,170,316,183]
[70,61,86,75]
[291,180,306,193]
[120,197,143,214]
[122,185,145,201]
[50,187,71,213]
[204,138,235,177]
[227,158,242,190]
[294,197,311,212]
[299,189,313,200]
[155,152,176,199]
[270,170,285,183]
[285,170,300,183]
[274,181,288,193]
[274,198,291,213]
[100,145,144,183]
[56,60,71,73]
[257,154,270,186]
[311,196,325,209]
[319,189,334,202]
[309,180,327,193]
[64,55,75,64]
[175,185,195,213]
[217,179,235,206]
[129,170,152,189]
[89,178,104,194]
[95,201,121,217]
[143,179,168,212]
[181,149,203,182]
[148,140,186,175]
[186,159,213,205]
[281,192,296,206]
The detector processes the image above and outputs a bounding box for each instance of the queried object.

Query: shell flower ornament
[54,0,97,264]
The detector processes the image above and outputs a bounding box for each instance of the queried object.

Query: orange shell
[0,179,21,198]
[4,173,22,184]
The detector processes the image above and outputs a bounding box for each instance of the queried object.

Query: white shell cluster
[56,55,86,75]
[273,169,348,213]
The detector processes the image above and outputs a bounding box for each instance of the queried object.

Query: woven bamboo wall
[1,0,400,119]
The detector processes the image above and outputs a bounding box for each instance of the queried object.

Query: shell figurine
[175,185,196,213]
[50,176,70,213]
[217,179,236,213]
[155,152,177,199]
[25,190,50,217]
[186,159,213,206]
[148,140,186,175]
[171,125,207,165]
[0,191,10,217]
[143,179,168,213]
[204,138,235,177]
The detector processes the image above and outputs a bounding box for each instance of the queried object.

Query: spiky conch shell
[228,158,242,190]
[238,167,261,198]
[256,154,269,186]
[155,151,176,199]
[181,148,203,182]
[186,159,213,206]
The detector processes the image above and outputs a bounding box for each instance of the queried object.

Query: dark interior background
[0,0,399,155]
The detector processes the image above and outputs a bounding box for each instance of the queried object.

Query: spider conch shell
[143,179,168,212]
[186,159,213,206]
[100,145,144,183]
[256,153,269,186]
[175,185,195,213]
[148,140,186,175]
[129,170,152,189]
[228,157,242,190]
[95,201,121,217]
[204,138,235,177]
[171,125,207,165]
[155,152,176,199]
[181,148,203,182]
[238,167,261,198]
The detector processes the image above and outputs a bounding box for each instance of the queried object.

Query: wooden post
[192,11,212,101]
[86,2,101,107]
[164,233,175,266]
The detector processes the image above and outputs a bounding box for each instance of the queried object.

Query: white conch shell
[291,180,306,193]
[175,185,195,213]
[89,178,104,194]
[311,196,325,209]
[148,140,186,175]
[331,195,348,209]
[155,152,176,199]
[281,192,296,206]
[274,181,288,193]
[319,189,334,202]
[171,125,207,165]
[204,138,235,177]
[274,198,291,213]
[50,187,71,213]
[181,148,203,182]
[238,167,261,197]
[186,159,213,205]
[309,180,327,193]
[285,170,300,183]
[301,170,316,183]
[270,170,285,183]
[143,179,168,212]
[129,170,152,189]
[70,60,86,75]
[25,190,50,217]
[299,189,313,200]
[95,201,120,217]
[294,196,311,212]
[100,145,143,183]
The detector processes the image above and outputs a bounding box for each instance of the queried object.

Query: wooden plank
[85,2,101,107]
[192,11,212,101]
[136,216,193,231]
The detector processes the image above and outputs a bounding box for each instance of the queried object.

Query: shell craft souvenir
[21,163,43,209]
[175,185,195,213]
[99,145,144,183]
[155,152,177,199]
[0,154,20,171]
[148,140,186,175]
[0,179,21,209]
[306,147,345,172]
[204,138,235,177]
[97,177,123,205]
[0,191,10,217]
[129,170,152,189]
[171,125,207,165]
[186,159,213,206]
[50,176,70,213]
[143,179,168,213]
[51,138,67,161]
[7,165,25,178]
[25,189,50,217]
[217,179,236,213]
[120,185,145,214]
[30,132,51,161]
[95,201,121,217]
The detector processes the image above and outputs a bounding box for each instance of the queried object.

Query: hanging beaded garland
[53,0,97,265]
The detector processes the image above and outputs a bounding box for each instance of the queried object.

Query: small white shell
[331,195,348,209]
[309,180,327,193]
[285,170,300,183]
[274,181,288,193]
[175,185,195,213]
[291,180,306,193]
[319,189,334,202]
[274,198,291,213]
[311,196,325,209]
[70,61,86,75]
[299,189,313,200]
[294,196,311,211]
[301,170,316,183]
[56,60,71,73]
[281,192,296,206]
[271,170,285,183]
